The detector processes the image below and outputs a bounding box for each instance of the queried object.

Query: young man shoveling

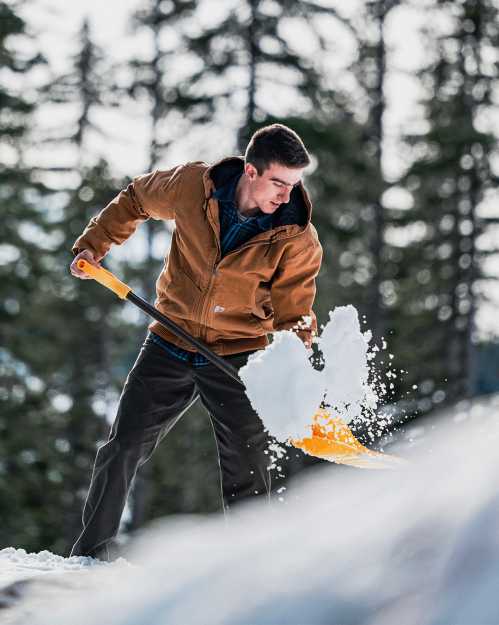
[69,123,323,560]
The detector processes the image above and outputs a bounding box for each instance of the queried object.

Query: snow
[0,549,131,624]
[239,329,325,441]
[240,305,377,442]
[319,305,376,420]
[2,394,499,625]
[0,549,108,586]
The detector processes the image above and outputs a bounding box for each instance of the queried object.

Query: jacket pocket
[250,312,274,333]
[251,285,274,331]
[250,299,274,332]
[159,268,202,322]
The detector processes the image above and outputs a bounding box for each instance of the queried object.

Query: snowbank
[2,394,499,625]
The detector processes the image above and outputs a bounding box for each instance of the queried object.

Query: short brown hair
[245,123,310,174]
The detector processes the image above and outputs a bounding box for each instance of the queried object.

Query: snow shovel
[76,259,403,469]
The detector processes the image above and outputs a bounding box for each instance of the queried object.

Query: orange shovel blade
[291,408,404,469]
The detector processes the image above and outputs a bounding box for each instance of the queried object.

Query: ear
[245,162,258,181]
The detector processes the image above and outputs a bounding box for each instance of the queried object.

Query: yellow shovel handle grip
[76,259,132,300]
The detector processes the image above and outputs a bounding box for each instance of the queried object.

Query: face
[245,162,305,214]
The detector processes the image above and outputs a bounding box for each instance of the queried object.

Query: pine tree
[179,0,346,149]
[0,14,142,552]
[0,1,59,551]
[39,18,120,161]
[393,0,499,406]
[352,0,400,341]
[38,20,145,552]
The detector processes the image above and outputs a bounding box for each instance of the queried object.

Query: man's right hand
[70,249,103,279]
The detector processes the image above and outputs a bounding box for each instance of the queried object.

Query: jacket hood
[203,156,312,228]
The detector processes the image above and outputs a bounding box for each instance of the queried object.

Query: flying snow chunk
[319,305,374,422]
[239,330,324,442]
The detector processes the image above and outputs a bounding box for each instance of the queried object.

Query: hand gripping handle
[76,259,132,300]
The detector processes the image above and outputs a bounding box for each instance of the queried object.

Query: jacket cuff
[71,242,104,261]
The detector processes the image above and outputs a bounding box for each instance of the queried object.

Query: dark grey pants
[70,333,281,559]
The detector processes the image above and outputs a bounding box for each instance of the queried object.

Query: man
[69,123,322,559]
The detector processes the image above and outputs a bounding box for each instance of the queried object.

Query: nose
[279,187,291,203]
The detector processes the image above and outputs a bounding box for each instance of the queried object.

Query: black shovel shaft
[126,291,245,387]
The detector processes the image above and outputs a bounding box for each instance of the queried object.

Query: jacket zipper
[199,199,222,341]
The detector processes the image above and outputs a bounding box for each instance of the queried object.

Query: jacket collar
[202,156,313,228]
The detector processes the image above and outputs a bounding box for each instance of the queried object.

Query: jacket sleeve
[270,228,323,348]
[71,165,186,260]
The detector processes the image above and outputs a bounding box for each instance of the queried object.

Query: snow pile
[240,305,376,441]
[6,393,498,625]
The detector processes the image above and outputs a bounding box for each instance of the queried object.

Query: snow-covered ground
[2,392,499,625]
[0,550,132,624]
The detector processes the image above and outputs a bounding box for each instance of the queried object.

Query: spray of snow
[239,305,379,443]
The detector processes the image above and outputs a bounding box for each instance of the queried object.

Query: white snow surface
[0,549,132,624]
[0,549,110,586]
[3,394,499,625]
[240,305,375,441]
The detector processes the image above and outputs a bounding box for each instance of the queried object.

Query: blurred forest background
[1,0,498,554]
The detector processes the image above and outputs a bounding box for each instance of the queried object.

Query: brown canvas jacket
[72,157,323,355]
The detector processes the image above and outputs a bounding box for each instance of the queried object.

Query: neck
[235,174,260,217]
